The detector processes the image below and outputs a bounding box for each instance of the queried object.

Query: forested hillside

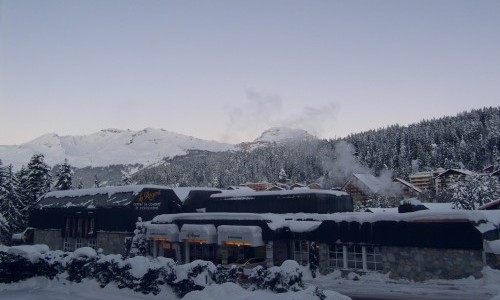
[346,106,500,178]
[133,107,500,187]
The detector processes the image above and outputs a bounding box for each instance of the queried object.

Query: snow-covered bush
[249,260,304,293]
[120,255,164,295]
[64,247,98,282]
[36,250,67,279]
[173,260,217,298]
[213,264,239,284]
[92,254,124,288]
[156,256,177,285]
[0,250,36,283]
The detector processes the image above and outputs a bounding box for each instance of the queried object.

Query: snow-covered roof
[35,185,175,209]
[421,202,454,211]
[393,178,423,193]
[152,210,500,235]
[435,169,475,178]
[218,225,264,246]
[172,187,221,202]
[479,199,500,210]
[344,173,400,195]
[365,207,399,213]
[211,189,348,199]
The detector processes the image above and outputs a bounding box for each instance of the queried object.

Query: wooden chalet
[28,185,183,254]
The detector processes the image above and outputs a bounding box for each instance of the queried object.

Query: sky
[1,0,499,146]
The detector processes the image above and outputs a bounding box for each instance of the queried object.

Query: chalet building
[392,178,422,198]
[492,170,500,181]
[239,182,275,191]
[483,165,497,174]
[182,189,353,214]
[341,174,402,206]
[409,168,445,192]
[307,183,322,190]
[479,199,500,210]
[145,210,500,281]
[434,169,475,194]
[28,185,184,255]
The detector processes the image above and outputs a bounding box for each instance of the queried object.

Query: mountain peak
[253,127,316,143]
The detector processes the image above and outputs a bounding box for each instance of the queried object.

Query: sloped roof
[393,178,423,193]
[435,169,475,178]
[34,185,173,209]
[346,174,385,194]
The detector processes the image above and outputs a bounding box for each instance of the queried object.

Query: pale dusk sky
[1,0,499,145]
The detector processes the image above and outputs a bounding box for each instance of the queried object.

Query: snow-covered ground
[306,267,500,300]
[0,277,348,300]
[2,267,500,300]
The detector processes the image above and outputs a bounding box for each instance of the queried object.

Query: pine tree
[93,175,100,188]
[26,154,52,205]
[120,174,131,186]
[0,160,12,243]
[54,159,73,190]
[15,166,31,225]
[450,174,500,210]
[127,217,148,257]
[0,164,26,234]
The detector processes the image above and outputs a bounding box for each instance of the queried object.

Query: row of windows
[64,217,95,238]
[292,240,383,272]
[63,238,97,252]
[328,244,382,271]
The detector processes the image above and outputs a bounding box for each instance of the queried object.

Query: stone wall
[382,246,483,281]
[33,229,61,250]
[486,253,500,269]
[96,231,130,255]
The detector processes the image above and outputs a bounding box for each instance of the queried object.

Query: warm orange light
[225,242,251,247]
[186,239,207,244]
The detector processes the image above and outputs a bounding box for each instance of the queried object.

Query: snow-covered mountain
[238,127,317,150]
[253,127,315,143]
[0,127,316,170]
[0,128,235,169]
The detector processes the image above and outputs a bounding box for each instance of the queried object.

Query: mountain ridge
[0,127,314,169]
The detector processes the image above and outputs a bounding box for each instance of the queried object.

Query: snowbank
[184,282,350,300]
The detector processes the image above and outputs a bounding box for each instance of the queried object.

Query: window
[63,238,73,252]
[328,244,344,270]
[75,238,84,249]
[366,246,382,271]
[293,240,309,266]
[64,216,96,238]
[87,239,97,249]
[328,243,383,272]
[88,218,95,235]
[347,245,363,269]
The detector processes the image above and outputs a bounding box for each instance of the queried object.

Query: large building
[28,185,184,254]
[145,209,500,281]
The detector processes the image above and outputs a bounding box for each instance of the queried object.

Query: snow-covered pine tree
[54,159,73,190]
[278,168,289,183]
[15,166,31,225]
[120,174,131,186]
[127,217,148,257]
[450,174,500,210]
[0,160,12,243]
[0,164,26,234]
[25,154,52,205]
[93,175,100,188]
